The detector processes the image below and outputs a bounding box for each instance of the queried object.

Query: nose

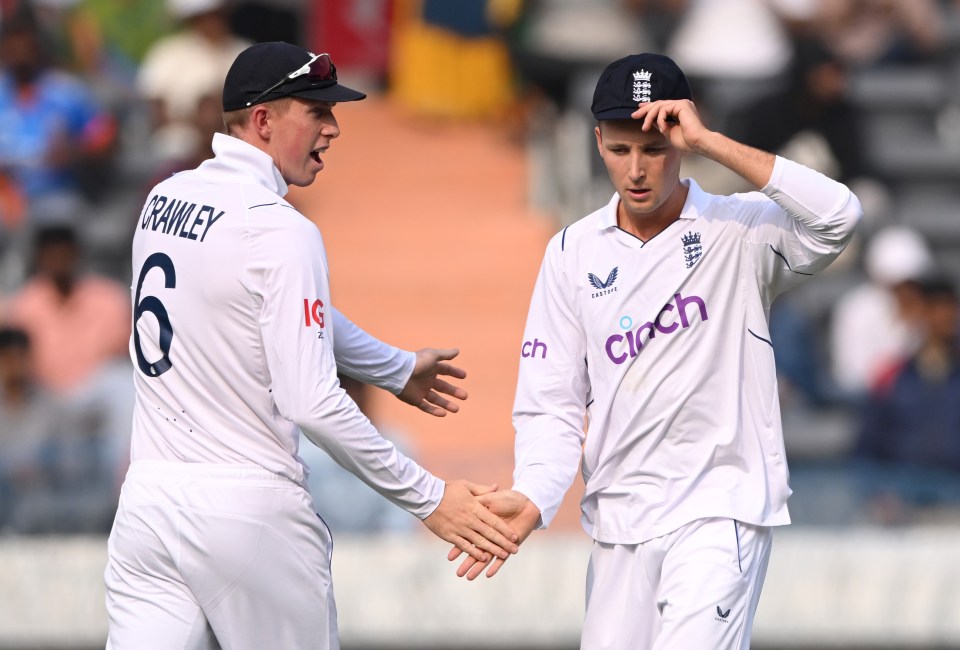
[322,114,340,139]
[628,152,645,183]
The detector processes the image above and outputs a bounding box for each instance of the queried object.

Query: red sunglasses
[246,52,337,107]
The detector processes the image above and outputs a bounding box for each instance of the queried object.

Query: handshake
[400,349,541,579]
[422,483,542,580]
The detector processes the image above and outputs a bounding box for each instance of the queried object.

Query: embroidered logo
[682,231,702,268]
[715,605,731,623]
[588,267,619,298]
[632,69,653,103]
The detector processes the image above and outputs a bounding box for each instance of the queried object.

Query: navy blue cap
[591,53,692,121]
[222,42,365,111]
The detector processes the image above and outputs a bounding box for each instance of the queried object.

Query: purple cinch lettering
[605,334,627,364]
[655,302,678,334]
[531,339,547,359]
[675,292,708,328]
[606,294,709,364]
[634,320,656,352]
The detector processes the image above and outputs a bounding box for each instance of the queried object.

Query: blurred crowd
[1,0,960,535]
[0,0,302,535]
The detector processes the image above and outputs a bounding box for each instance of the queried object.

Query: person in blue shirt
[0,8,115,230]
[856,273,960,521]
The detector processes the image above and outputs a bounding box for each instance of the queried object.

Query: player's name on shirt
[139,194,225,243]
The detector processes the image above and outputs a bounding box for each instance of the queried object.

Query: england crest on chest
[681,231,702,269]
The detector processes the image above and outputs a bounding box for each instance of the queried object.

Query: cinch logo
[604,292,708,364]
[521,338,548,359]
[303,298,325,328]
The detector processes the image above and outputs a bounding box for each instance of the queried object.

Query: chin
[626,198,655,213]
[289,174,317,188]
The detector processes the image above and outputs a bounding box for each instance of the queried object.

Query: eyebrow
[308,102,336,113]
[604,136,668,148]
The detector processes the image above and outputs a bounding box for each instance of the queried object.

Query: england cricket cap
[591,53,692,121]
[222,41,365,112]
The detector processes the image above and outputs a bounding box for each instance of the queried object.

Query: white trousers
[582,518,772,650]
[105,461,337,649]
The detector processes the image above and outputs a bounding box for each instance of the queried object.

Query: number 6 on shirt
[133,252,176,378]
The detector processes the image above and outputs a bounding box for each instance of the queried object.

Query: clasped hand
[446,489,541,580]
[423,480,522,564]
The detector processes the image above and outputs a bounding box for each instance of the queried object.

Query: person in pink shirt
[8,224,129,394]
[7,224,133,492]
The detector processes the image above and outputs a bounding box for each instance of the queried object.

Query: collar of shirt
[208,132,289,198]
[596,177,712,231]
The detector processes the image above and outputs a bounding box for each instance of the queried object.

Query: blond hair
[222,97,294,135]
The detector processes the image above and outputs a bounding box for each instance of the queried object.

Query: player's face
[595,119,685,226]
[270,98,340,187]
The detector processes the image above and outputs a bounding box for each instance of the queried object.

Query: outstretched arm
[331,309,468,417]
[331,307,415,393]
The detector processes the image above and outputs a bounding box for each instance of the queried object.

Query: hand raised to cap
[397,348,468,417]
[631,99,709,154]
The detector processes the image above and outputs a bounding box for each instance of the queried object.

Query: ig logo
[303,298,325,330]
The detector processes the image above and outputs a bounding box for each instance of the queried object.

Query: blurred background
[1,0,960,648]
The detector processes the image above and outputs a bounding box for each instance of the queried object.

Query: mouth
[310,148,325,166]
[627,188,650,199]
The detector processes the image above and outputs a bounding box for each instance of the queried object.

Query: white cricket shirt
[128,133,444,519]
[513,157,862,543]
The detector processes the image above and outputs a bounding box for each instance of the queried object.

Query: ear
[250,105,273,140]
[594,124,603,155]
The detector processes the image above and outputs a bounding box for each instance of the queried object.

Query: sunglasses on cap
[246,52,336,107]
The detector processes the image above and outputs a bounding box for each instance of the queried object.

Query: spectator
[136,0,249,167]
[0,6,116,231]
[6,224,132,489]
[7,224,129,394]
[667,0,793,134]
[723,20,872,183]
[829,225,933,399]
[854,273,960,523]
[0,326,66,532]
[57,0,173,110]
[722,0,947,185]
[298,374,417,536]
[0,324,118,533]
[814,0,945,70]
